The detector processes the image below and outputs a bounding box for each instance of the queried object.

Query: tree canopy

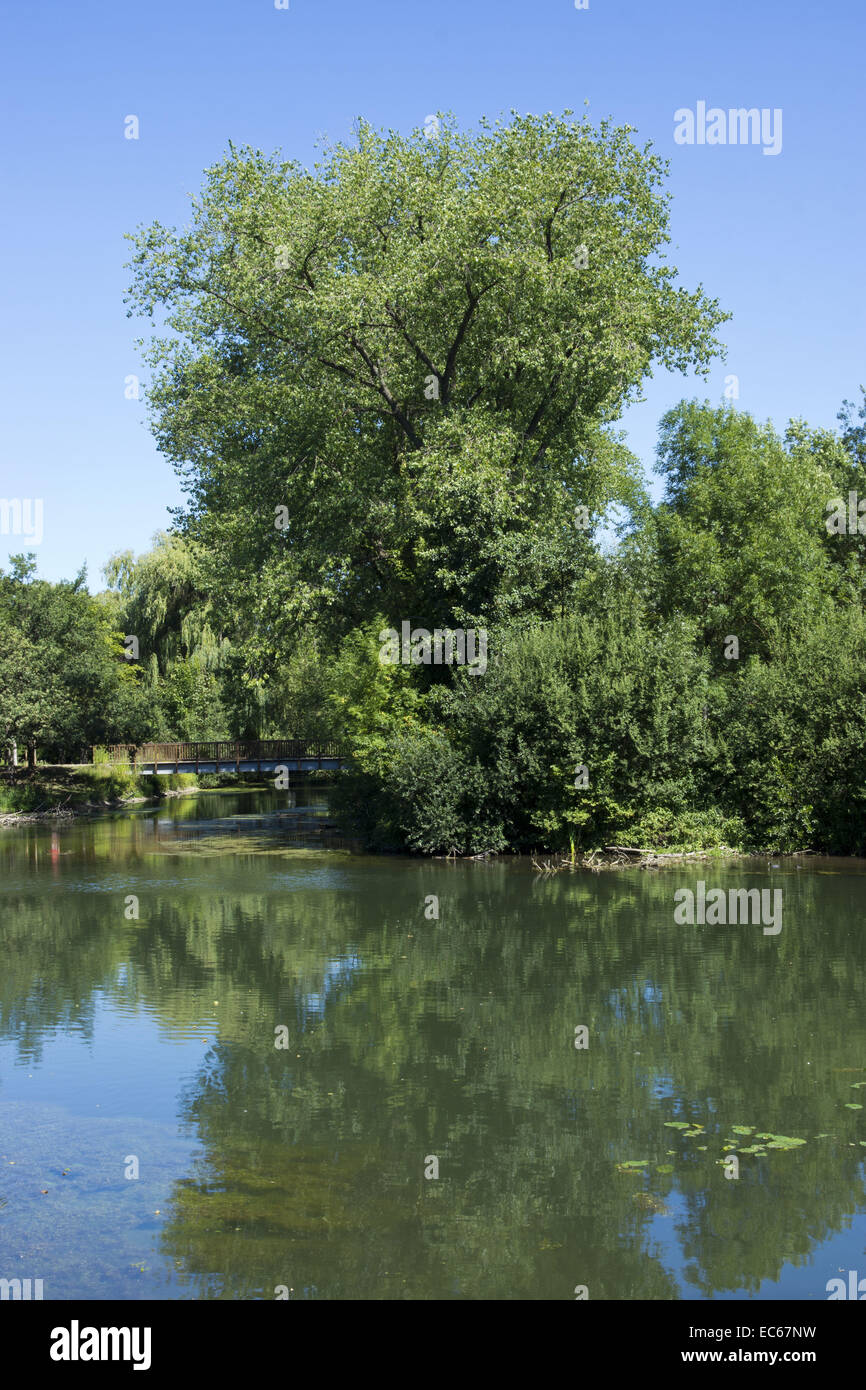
[126,111,727,673]
[0,554,152,762]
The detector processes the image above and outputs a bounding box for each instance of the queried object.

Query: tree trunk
[27,743,36,771]
[10,740,17,768]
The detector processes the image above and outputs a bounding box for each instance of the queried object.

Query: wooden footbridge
[97,739,346,776]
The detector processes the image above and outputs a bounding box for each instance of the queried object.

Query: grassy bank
[0,766,338,821]
[0,766,199,818]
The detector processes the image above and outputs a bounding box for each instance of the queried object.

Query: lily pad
[655,1164,674,1174]
[731,1125,755,1135]
[754,1133,806,1147]
[616,1160,650,1172]
[844,1103,863,1110]
[663,1122,690,1130]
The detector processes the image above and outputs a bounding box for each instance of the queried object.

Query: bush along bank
[330,604,866,860]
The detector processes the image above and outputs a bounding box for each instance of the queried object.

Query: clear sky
[2,0,863,585]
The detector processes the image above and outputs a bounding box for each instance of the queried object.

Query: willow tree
[126,111,727,675]
[102,534,232,739]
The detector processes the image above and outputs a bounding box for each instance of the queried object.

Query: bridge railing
[96,740,346,765]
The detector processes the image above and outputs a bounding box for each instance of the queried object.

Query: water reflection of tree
[2,843,865,1297]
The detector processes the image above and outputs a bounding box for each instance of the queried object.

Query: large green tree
[102,533,230,739]
[649,400,842,659]
[0,555,151,764]
[126,111,727,684]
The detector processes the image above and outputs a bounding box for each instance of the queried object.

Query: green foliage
[326,620,426,752]
[9,103,866,856]
[625,806,746,853]
[328,395,866,855]
[332,607,719,853]
[651,400,838,658]
[164,773,198,791]
[126,111,725,665]
[719,607,866,852]
[0,555,156,763]
[77,765,149,800]
[101,533,230,740]
[333,728,505,855]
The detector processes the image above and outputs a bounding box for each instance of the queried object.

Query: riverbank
[0,769,827,864]
[0,765,200,823]
[528,844,818,872]
[0,766,337,825]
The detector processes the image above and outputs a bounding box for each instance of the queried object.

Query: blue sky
[1,0,863,585]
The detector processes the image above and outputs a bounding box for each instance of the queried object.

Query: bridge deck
[96,740,346,776]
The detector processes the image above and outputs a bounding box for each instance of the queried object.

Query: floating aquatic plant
[754,1133,805,1147]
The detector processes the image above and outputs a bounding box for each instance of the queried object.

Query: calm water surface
[1,787,864,1300]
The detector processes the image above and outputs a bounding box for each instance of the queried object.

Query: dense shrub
[334,611,723,854]
[332,602,866,856]
[719,609,866,853]
[333,729,506,855]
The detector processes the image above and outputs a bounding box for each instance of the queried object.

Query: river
[1,787,864,1300]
